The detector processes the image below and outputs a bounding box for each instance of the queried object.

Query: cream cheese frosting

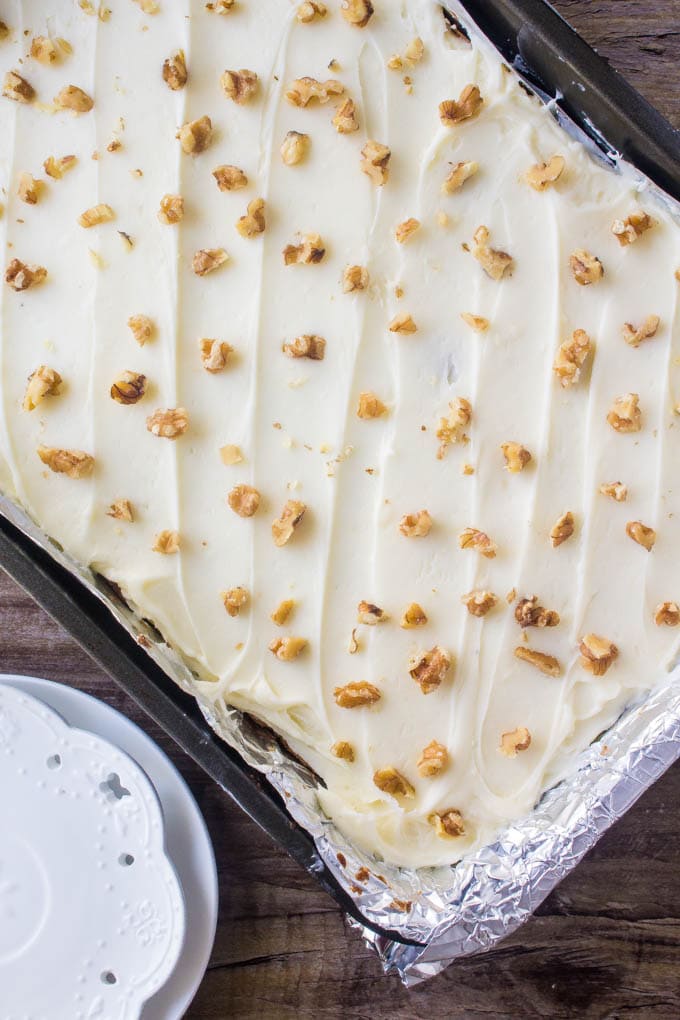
[1,0,679,869]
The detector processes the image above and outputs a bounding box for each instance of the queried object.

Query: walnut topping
[579,633,618,676]
[460,312,489,333]
[360,140,391,186]
[54,85,93,113]
[18,173,43,205]
[236,198,266,239]
[459,527,497,558]
[271,599,295,626]
[179,115,213,154]
[200,338,233,373]
[224,483,261,521]
[550,510,575,548]
[501,441,532,473]
[206,0,235,10]
[622,314,660,347]
[607,392,641,433]
[269,636,307,661]
[442,160,478,194]
[332,740,355,762]
[400,603,427,629]
[146,407,189,439]
[525,155,565,191]
[388,37,425,71]
[134,0,160,11]
[192,248,229,276]
[553,329,592,387]
[285,77,344,107]
[399,509,432,538]
[373,767,414,799]
[163,50,187,91]
[472,225,514,280]
[127,315,155,346]
[514,645,562,677]
[334,681,381,708]
[436,397,472,458]
[221,68,259,104]
[357,601,388,625]
[357,392,387,419]
[43,155,77,180]
[341,0,374,27]
[30,35,59,64]
[221,586,249,617]
[3,71,35,104]
[654,601,680,627]
[5,259,47,291]
[283,233,326,265]
[219,444,243,466]
[158,194,184,225]
[23,366,62,411]
[332,98,359,134]
[282,334,326,360]
[395,218,420,244]
[213,166,248,195]
[439,84,483,126]
[462,590,498,618]
[389,312,417,335]
[500,727,532,756]
[599,481,628,502]
[417,740,448,778]
[297,1,327,21]
[431,809,465,838]
[515,596,560,628]
[280,131,310,166]
[570,249,603,285]
[409,646,452,694]
[106,499,134,522]
[153,530,180,555]
[78,203,115,228]
[626,520,656,551]
[0,21,8,40]
[612,210,654,246]
[37,445,94,479]
[110,370,146,405]
[272,500,307,546]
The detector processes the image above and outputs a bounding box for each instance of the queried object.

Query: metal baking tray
[1,0,679,961]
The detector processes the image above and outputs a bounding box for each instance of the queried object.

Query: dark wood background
[2,3,679,1016]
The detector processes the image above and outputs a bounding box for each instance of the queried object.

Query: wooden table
[2,4,679,1016]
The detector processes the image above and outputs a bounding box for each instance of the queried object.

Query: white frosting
[1,0,679,869]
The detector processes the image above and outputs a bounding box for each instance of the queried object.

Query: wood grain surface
[1,4,679,1017]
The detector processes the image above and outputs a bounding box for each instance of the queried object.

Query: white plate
[0,675,218,1020]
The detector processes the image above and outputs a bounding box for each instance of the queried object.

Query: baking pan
[1,0,679,960]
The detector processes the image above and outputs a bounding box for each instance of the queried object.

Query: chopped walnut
[525,155,565,190]
[280,131,310,166]
[221,68,258,104]
[334,681,381,708]
[106,499,134,522]
[283,233,326,265]
[285,77,344,107]
[654,601,680,627]
[442,160,478,194]
[400,603,427,629]
[146,407,189,439]
[272,500,307,546]
[514,646,562,677]
[134,0,160,11]
[579,633,618,676]
[462,590,498,618]
[3,71,35,104]
[271,599,295,626]
[158,194,184,225]
[570,249,603,285]
[360,140,391,186]
[37,445,94,479]
[515,596,560,628]
[297,1,327,21]
[5,259,47,291]
[341,0,374,27]
[220,444,243,466]
[399,509,432,538]
[612,210,654,246]
[331,740,354,762]
[110,371,146,405]
[179,115,213,154]
[222,586,249,617]
[213,166,248,193]
[192,248,229,276]
[357,601,388,625]
[459,527,497,558]
[409,645,452,694]
[17,173,43,205]
[332,98,359,133]
[389,312,417,335]
[163,50,188,91]
[550,510,575,548]
[607,392,641,433]
[431,809,464,838]
[227,484,261,518]
[417,740,448,778]
[357,392,387,419]
[206,0,235,10]
[54,85,93,113]
[622,314,660,347]
[31,35,59,64]
[599,481,628,502]
[373,767,414,798]
[439,84,483,126]
[282,334,326,360]
[501,441,532,473]
[472,225,514,280]
[387,38,425,72]
[460,312,489,333]
[127,315,155,346]
[553,329,592,388]
[153,530,180,555]
[395,218,420,244]
[43,155,77,180]
[23,366,62,411]
[626,520,656,551]
[236,198,266,239]
[269,636,307,661]
[436,397,472,458]
[0,21,8,40]
[500,727,532,756]
[78,203,115,228]
[200,338,233,373]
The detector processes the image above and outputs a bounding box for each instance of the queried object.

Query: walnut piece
[525,155,565,191]
[3,71,35,103]
[192,248,229,276]
[43,155,77,179]
[54,85,93,113]
[271,599,295,626]
[500,727,532,756]
[626,520,656,551]
[78,203,114,228]
[515,596,560,628]
[399,509,432,538]
[200,338,233,373]
[17,173,42,205]
[459,527,497,558]
[439,84,483,126]
[37,445,94,479]
[227,484,261,518]
[360,140,391,186]
[389,312,417,335]
[570,249,603,285]
[443,162,479,197]
[431,809,465,838]
[599,481,628,502]
[417,740,449,778]
[163,50,187,91]
[612,210,654,246]
[127,315,155,346]
[550,510,575,548]
[221,68,258,104]
[501,441,532,473]
[514,646,562,677]
[357,601,388,625]
[343,265,369,292]
[272,500,307,546]
[472,225,514,280]
[400,603,427,629]
[110,371,146,405]
[179,115,213,154]
[461,590,497,618]
[297,1,327,22]
[146,407,189,439]
[221,586,249,617]
[333,98,359,134]
[153,530,180,555]
[281,131,310,166]
[158,194,184,225]
[5,259,47,291]
[395,218,420,244]
[334,682,381,708]
[331,740,354,762]
[206,0,236,10]
[269,636,307,661]
[23,366,62,411]
[285,77,344,107]
[553,329,592,388]
[655,602,680,627]
[622,314,660,348]
[213,164,248,191]
[409,646,452,694]
[220,444,243,466]
[357,392,387,419]
[341,0,374,27]
[236,198,266,238]
[579,633,618,676]
[607,392,641,433]
[436,397,472,458]
[106,499,134,522]
[373,767,414,799]
[282,334,326,360]
[283,233,326,265]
